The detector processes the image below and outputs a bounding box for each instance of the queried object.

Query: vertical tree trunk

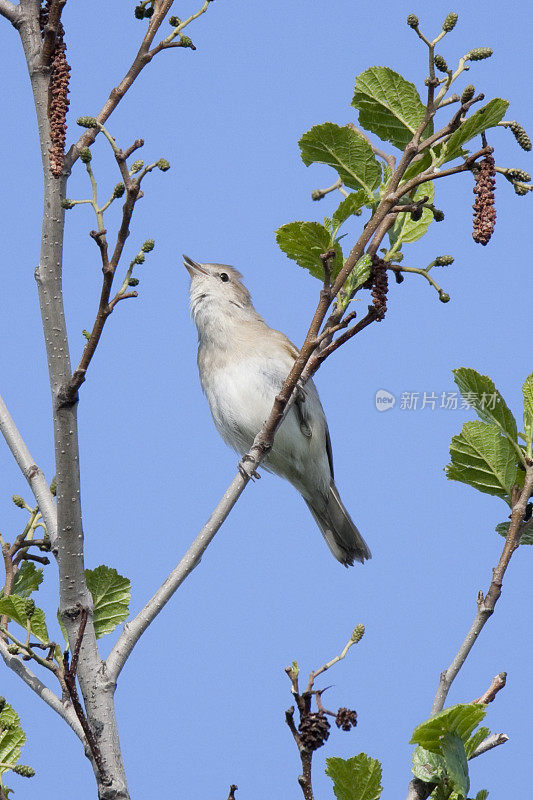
[17,2,129,796]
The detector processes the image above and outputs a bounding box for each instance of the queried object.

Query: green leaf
[523,373,533,426]
[446,421,520,498]
[299,123,381,197]
[400,151,433,185]
[464,726,490,759]
[474,791,489,800]
[441,732,469,797]
[495,520,533,545]
[0,596,49,644]
[343,254,372,296]
[453,368,517,441]
[412,746,446,783]
[11,563,43,598]
[86,565,130,639]
[0,703,24,775]
[275,221,343,280]
[411,704,487,754]
[352,67,432,151]
[332,191,367,229]
[442,99,509,163]
[325,753,382,800]
[389,181,434,250]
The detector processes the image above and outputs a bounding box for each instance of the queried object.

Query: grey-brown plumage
[183,255,371,566]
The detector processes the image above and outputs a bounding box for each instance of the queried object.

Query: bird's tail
[304,482,371,567]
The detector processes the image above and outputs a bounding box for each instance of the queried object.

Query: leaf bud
[134,253,146,265]
[49,477,57,496]
[128,278,140,287]
[434,54,449,73]
[406,14,419,28]
[7,645,20,655]
[168,15,181,26]
[130,159,144,174]
[179,35,195,49]
[514,184,529,196]
[82,330,91,341]
[351,623,365,643]
[79,147,92,164]
[508,121,532,152]
[61,199,75,209]
[433,209,445,222]
[438,290,451,303]
[442,12,458,32]
[460,85,475,105]
[24,599,35,619]
[467,47,493,61]
[434,255,454,266]
[410,207,423,221]
[156,158,170,171]
[141,238,155,252]
[76,116,98,129]
[13,765,35,778]
[311,189,323,201]
[113,183,125,199]
[12,495,25,509]
[39,533,52,552]
[391,252,403,263]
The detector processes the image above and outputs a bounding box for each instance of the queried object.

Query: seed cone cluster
[369,256,389,320]
[472,152,496,246]
[298,712,330,751]
[40,1,71,178]
[335,707,358,731]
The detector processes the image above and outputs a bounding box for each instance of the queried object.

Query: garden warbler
[183,255,371,566]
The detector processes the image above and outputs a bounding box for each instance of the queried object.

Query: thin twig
[431,466,533,716]
[470,732,509,759]
[474,671,507,704]
[226,785,238,800]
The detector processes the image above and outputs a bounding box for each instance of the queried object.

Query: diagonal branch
[0,393,57,547]
[0,0,19,25]
[431,465,533,716]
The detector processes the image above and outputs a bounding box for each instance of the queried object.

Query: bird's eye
[219,272,229,282]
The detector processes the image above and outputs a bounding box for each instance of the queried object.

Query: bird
[183,254,371,566]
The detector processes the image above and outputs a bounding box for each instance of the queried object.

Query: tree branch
[431,466,533,716]
[0,393,57,548]
[0,640,85,743]
[0,0,19,25]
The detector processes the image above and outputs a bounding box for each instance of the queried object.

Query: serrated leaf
[86,566,130,639]
[442,99,509,163]
[0,596,49,644]
[474,791,489,800]
[464,726,490,759]
[442,732,469,797]
[495,520,533,545]
[446,421,520,498]
[453,368,517,441]
[11,563,43,598]
[412,746,446,783]
[352,67,432,151]
[0,703,24,774]
[411,704,487,754]
[276,221,343,280]
[332,191,367,229]
[326,753,382,800]
[299,123,381,197]
[523,373,533,426]
[389,182,434,249]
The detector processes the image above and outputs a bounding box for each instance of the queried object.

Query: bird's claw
[238,455,261,481]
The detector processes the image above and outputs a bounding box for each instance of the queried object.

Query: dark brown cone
[40,1,71,178]
[298,712,330,751]
[472,151,496,246]
[335,707,358,731]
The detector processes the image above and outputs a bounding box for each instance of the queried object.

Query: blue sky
[1,0,532,797]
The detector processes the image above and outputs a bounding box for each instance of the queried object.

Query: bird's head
[183,255,254,326]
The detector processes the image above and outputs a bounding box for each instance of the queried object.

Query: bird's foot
[238,455,261,481]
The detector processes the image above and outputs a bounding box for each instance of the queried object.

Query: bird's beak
[183,254,208,276]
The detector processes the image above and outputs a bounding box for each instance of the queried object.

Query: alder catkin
[472,152,497,245]
[40,1,71,178]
